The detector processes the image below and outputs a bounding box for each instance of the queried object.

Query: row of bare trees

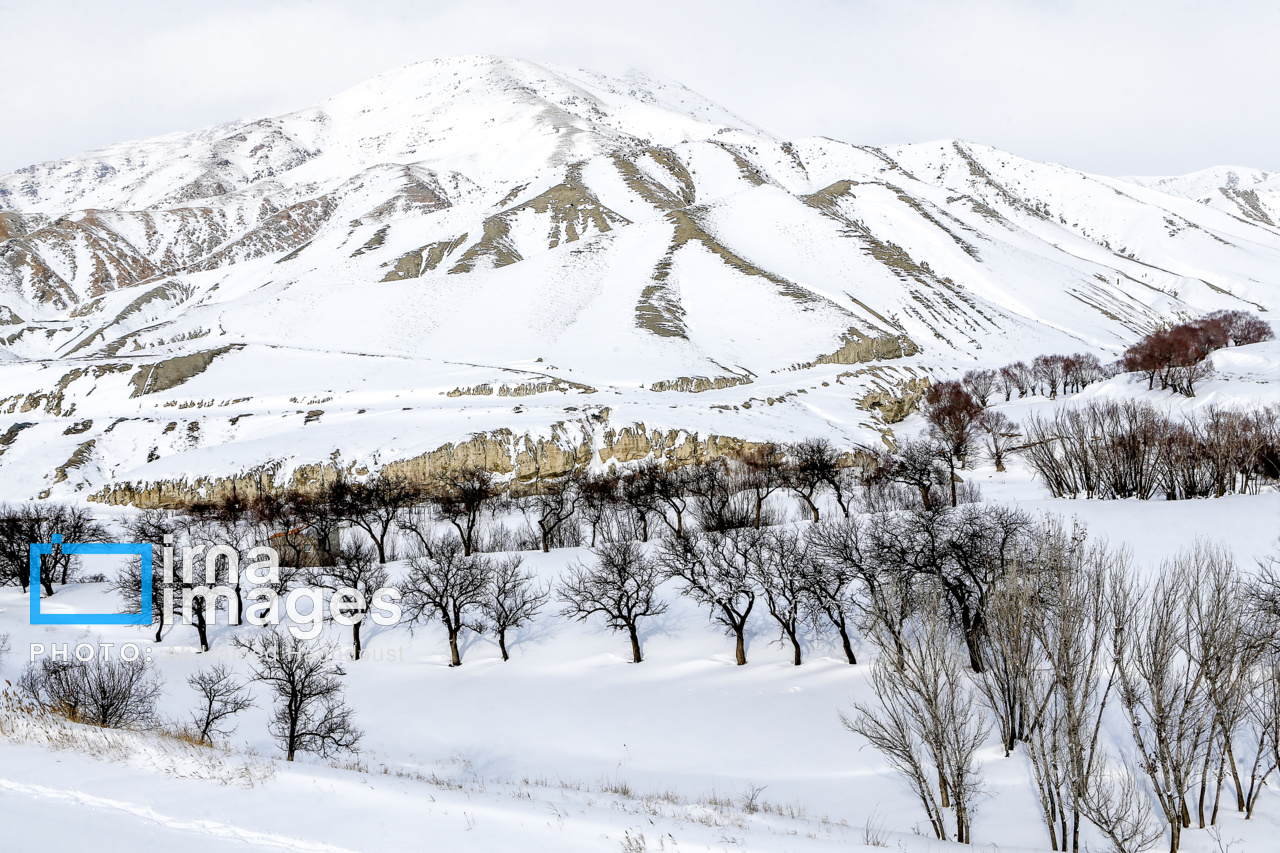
[844,511,1280,853]
[967,352,1109,405]
[968,311,1271,405]
[1019,400,1280,500]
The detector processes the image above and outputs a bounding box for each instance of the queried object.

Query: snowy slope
[3,56,1280,501]
[1124,165,1280,229]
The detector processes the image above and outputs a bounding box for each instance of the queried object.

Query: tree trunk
[194,604,209,652]
[1226,737,1245,812]
[628,624,642,663]
[498,627,509,662]
[449,629,462,666]
[734,629,747,666]
[787,629,802,666]
[353,620,362,661]
[836,621,856,665]
[803,496,820,523]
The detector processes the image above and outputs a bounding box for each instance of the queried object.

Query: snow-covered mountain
[2,55,1278,502]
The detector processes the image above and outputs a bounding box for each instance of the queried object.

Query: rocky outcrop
[88,417,777,508]
[129,345,242,397]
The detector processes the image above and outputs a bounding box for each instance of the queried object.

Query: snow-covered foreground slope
[2,442,1280,852]
[3,55,1280,501]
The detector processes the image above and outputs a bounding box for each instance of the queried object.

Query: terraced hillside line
[804,178,985,260]
[802,180,1004,344]
[446,165,629,275]
[637,206,852,338]
[707,141,770,187]
[128,345,242,397]
[648,372,755,393]
[1218,187,1276,227]
[610,145,697,210]
[383,234,470,281]
[789,327,918,371]
[188,194,339,272]
[448,217,523,273]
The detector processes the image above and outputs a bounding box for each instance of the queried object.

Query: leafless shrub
[20,656,163,729]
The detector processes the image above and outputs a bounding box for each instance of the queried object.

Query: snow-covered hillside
[2,54,1280,502]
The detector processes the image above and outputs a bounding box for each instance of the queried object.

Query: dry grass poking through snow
[0,687,273,787]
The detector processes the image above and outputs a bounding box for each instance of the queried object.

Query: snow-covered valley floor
[2,444,1279,852]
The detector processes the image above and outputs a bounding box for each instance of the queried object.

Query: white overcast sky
[0,0,1276,177]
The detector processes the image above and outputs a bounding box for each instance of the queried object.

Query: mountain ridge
[0,55,1277,502]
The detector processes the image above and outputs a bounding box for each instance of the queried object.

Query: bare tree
[179,498,259,630]
[0,502,111,595]
[234,630,361,761]
[882,439,949,510]
[1114,549,1214,853]
[403,536,492,666]
[750,528,809,665]
[844,600,990,844]
[922,382,983,506]
[307,540,389,660]
[523,472,581,553]
[111,508,179,643]
[332,473,420,563]
[653,464,694,535]
[786,437,840,522]
[483,555,548,661]
[657,529,758,665]
[686,459,752,532]
[186,664,253,745]
[559,540,668,663]
[424,465,503,556]
[802,518,868,665]
[979,410,1021,473]
[619,461,663,541]
[735,443,788,528]
[962,368,997,407]
[579,470,622,546]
